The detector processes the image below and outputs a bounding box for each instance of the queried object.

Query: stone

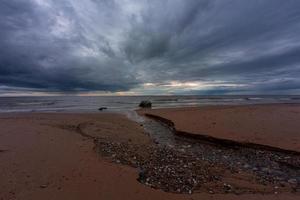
[40,184,48,189]
[288,178,297,185]
[223,183,232,191]
[98,107,107,111]
[139,100,152,108]
[243,164,250,169]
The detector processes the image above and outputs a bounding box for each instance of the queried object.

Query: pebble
[288,179,297,185]
[243,164,250,169]
[223,183,232,192]
[40,184,48,189]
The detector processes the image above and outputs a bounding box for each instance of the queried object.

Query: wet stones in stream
[95,140,220,194]
[94,137,300,194]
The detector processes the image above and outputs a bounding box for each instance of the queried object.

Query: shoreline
[1,102,300,114]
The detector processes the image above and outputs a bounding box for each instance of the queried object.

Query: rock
[243,164,250,169]
[98,107,107,111]
[139,100,152,108]
[138,168,146,181]
[279,182,286,187]
[40,184,48,189]
[288,178,297,185]
[223,183,232,192]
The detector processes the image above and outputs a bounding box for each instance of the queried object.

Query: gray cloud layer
[1,0,300,94]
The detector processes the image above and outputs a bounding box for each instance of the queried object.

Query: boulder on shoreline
[139,100,152,108]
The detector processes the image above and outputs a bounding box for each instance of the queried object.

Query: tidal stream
[124,110,300,192]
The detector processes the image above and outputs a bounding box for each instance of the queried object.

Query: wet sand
[0,112,299,199]
[139,104,300,152]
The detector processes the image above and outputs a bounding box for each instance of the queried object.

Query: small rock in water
[98,107,107,111]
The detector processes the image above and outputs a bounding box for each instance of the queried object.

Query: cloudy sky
[1,0,300,96]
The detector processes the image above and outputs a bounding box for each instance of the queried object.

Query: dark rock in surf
[98,107,107,111]
[139,100,152,108]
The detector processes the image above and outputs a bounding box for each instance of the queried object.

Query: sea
[0,95,299,113]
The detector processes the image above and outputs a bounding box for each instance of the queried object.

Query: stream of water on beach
[124,109,300,191]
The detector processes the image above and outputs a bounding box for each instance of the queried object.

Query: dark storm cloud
[0,0,139,92]
[1,0,300,94]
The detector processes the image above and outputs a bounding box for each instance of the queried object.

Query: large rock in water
[139,100,152,108]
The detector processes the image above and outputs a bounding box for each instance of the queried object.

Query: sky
[1,0,300,96]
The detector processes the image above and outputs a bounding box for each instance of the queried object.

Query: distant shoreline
[1,95,300,113]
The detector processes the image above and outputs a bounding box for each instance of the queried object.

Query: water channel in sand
[125,110,177,146]
[124,110,300,188]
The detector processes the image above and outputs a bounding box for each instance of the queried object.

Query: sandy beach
[0,105,300,200]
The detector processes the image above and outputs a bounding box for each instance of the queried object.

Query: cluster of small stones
[143,115,300,191]
[177,142,299,187]
[94,138,300,194]
[196,146,300,184]
[95,140,227,194]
